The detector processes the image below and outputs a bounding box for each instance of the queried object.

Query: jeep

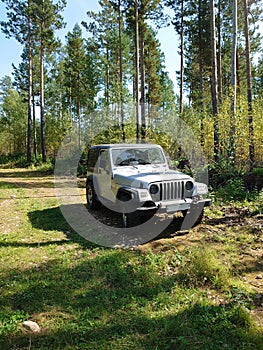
[85,144,211,228]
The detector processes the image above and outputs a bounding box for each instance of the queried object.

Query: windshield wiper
[137,159,151,165]
[117,158,151,166]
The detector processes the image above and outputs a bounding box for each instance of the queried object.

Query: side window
[87,148,99,172]
[99,150,110,171]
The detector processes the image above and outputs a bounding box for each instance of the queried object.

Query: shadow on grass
[0,181,19,189]
[0,250,171,349]
[0,207,93,249]
[0,239,72,249]
[39,304,262,350]
[28,206,73,233]
[27,204,189,248]
[0,248,262,350]
[28,206,97,249]
[6,180,55,188]
[27,205,263,271]
[0,180,56,192]
[0,169,53,178]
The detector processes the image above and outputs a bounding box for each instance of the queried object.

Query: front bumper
[136,198,211,213]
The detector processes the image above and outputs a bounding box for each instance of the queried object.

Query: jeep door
[96,149,115,202]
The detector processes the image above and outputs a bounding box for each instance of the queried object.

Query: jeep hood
[113,168,193,188]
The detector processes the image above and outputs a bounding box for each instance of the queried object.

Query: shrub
[216,178,249,202]
[243,168,263,191]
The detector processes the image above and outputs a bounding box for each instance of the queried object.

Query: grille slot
[159,181,185,201]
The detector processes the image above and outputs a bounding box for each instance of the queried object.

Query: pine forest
[0,0,263,173]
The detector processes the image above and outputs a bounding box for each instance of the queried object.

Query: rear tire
[86,181,101,209]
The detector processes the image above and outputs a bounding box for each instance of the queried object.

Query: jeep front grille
[161,181,185,201]
[151,181,185,201]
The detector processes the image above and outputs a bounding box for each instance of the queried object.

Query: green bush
[216,178,249,202]
[252,167,263,178]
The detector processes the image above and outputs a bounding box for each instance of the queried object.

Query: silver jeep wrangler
[85,144,211,228]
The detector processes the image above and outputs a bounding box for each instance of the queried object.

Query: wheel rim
[122,212,128,228]
[87,187,93,205]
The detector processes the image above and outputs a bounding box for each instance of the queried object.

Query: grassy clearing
[0,168,262,349]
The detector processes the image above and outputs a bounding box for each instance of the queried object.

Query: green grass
[0,168,262,349]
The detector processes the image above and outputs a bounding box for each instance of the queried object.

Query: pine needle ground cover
[0,168,262,350]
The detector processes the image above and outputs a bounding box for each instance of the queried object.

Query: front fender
[117,186,152,202]
[193,182,208,196]
[116,187,137,202]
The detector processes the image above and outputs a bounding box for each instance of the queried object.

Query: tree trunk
[198,0,205,148]
[210,0,219,162]
[26,6,32,164]
[69,78,73,142]
[244,0,255,170]
[217,1,223,104]
[32,93,37,159]
[229,0,238,165]
[139,23,146,141]
[77,75,81,150]
[179,0,184,116]
[177,0,184,158]
[106,46,110,106]
[118,0,125,142]
[40,33,46,163]
[27,53,32,164]
[135,0,140,142]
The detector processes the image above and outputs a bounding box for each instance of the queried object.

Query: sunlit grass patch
[176,245,233,289]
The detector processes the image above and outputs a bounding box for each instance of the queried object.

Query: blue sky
[0,0,180,91]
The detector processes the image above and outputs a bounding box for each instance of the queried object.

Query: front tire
[86,182,101,209]
[122,211,141,228]
[182,205,204,229]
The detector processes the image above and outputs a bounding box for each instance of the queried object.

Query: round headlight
[185,181,194,191]
[149,184,159,195]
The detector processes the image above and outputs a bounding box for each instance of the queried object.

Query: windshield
[112,147,165,166]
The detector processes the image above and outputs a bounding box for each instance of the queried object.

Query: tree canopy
[0,0,262,171]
